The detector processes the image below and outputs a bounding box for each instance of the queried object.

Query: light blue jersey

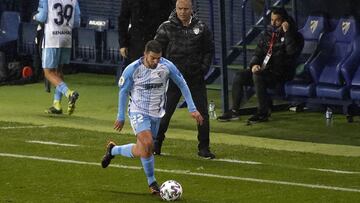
[35,0,81,48]
[117,57,197,121]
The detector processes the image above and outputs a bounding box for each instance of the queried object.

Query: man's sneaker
[198,148,215,159]
[247,113,269,124]
[67,91,79,115]
[217,110,240,122]
[149,181,160,195]
[45,106,63,114]
[101,141,116,168]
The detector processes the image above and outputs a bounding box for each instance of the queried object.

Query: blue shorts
[128,112,161,139]
[42,48,71,69]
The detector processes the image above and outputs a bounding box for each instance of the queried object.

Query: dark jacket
[249,18,304,82]
[154,12,214,85]
[118,0,175,61]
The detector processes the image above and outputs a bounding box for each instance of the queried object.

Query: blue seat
[285,16,327,98]
[72,28,97,63]
[0,11,20,45]
[103,29,121,64]
[349,65,360,100]
[18,22,37,55]
[311,17,358,100]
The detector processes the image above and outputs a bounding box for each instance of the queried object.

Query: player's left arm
[73,2,81,28]
[34,0,48,23]
[167,60,204,125]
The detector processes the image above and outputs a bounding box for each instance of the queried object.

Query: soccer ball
[160,180,183,201]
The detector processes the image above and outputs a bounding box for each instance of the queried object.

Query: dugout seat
[0,11,20,45]
[349,65,360,100]
[285,15,328,98]
[18,22,37,55]
[310,17,358,100]
[72,28,97,63]
[103,29,121,64]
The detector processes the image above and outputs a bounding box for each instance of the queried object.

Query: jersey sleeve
[34,0,48,23]
[73,2,81,28]
[165,59,197,112]
[117,65,134,121]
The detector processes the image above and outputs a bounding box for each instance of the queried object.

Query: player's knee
[141,142,153,157]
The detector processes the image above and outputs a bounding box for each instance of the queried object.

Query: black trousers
[156,80,210,151]
[231,69,279,115]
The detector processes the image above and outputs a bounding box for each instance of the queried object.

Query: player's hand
[191,111,204,126]
[251,65,262,73]
[114,120,125,132]
[120,47,128,58]
[281,21,289,33]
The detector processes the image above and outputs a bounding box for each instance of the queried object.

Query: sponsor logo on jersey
[144,83,163,90]
[52,30,72,35]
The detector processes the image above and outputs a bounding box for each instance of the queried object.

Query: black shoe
[67,91,79,115]
[45,106,63,114]
[101,141,116,168]
[149,181,160,195]
[247,113,269,123]
[198,148,215,159]
[217,110,240,122]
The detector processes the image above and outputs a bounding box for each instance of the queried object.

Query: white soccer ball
[160,180,183,201]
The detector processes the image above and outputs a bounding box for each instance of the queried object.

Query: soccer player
[101,40,203,195]
[34,0,80,115]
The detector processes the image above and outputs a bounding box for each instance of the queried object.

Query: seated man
[218,7,303,123]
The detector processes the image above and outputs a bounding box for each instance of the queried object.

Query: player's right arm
[114,64,134,132]
[73,2,81,28]
[34,0,48,23]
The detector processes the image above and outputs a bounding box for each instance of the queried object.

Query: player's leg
[43,48,65,114]
[101,113,159,194]
[59,48,79,115]
[129,113,159,193]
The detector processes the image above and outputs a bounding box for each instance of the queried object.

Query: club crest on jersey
[193,27,200,35]
[118,76,125,86]
[342,21,351,35]
[310,20,318,33]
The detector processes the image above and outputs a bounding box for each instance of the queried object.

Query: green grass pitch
[0,73,359,202]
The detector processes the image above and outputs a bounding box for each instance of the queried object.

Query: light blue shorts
[128,112,161,139]
[42,48,71,69]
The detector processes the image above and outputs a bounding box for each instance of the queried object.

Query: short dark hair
[271,7,288,19]
[145,40,162,54]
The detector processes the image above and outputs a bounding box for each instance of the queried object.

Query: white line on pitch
[214,158,262,165]
[0,125,48,130]
[1,152,359,193]
[309,168,360,174]
[26,140,79,147]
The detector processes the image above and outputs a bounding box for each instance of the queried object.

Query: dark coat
[249,17,304,82]
[154,12,214,85]
[118,0,175,61]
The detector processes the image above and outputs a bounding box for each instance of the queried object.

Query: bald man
[154,0,215,159]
